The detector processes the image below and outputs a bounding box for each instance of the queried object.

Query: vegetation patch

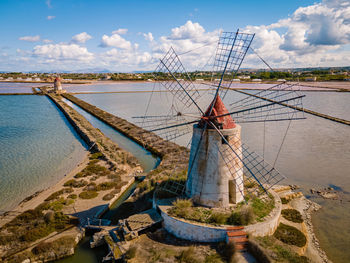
[282,209,303,223]
[281,197,290,204]
[79,191,98,199]
[256,236,309,263]
[0,210,72,246]
[274,223,307,247]
[176,246,199,263]
[169,195,274,226]
[90,152,103,160]
[64,179,88,188]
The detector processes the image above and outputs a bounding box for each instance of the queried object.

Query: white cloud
[149,20,220,70]
[71,32,92,44]
[19,35,41,42]
[43,39,53,44]
[33,43,94,61]
[143,32,154,42]
[112,28,128,35]
[100,33,132,49]
[241,0,350,68]
[46,0,52,8]
[47,15,55,20]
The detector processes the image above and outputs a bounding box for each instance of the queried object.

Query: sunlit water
[0,95,87,213]
[0,82,47,93]
[73,83,350,263]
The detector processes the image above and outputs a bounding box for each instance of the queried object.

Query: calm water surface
[0,95,87,213]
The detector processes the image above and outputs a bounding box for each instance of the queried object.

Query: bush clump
[209,212,229,225]
[64,179,88,188]
[177,247,199,263]
[274,223,306,247]
[79,191,98,199]
[125,246,137,259]
[97,181,117,191]
[281,197,290,204]
[90,152,103,160]
[227,206,254,226]
[281,209,303,223]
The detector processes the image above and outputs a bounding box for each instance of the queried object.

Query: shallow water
[0,82,47,93]
[0,95,87,213]
[75,83,350,263]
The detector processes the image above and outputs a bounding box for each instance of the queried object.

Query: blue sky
[0,0,349,72]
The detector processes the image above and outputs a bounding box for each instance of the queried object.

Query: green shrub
[45,190,64,201]
[125,246,137,259]
[281,209,303,223]
[21,225,52,242]
[251,197,275,221]
[281,197,290,204]
[97,181,117,191]
[177,247,199,263]
[64,179,88,188]
[102,192,115,201]
[274,223,306,247]
[227,206,254,226]
[68,193,77,199]
[79,191,98,199]
[209,212,229,225]
[90,152,103,159]
[205,253,224,263]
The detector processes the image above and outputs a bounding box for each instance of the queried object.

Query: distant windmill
[134,30,305,207]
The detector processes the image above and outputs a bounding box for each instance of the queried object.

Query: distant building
[34,77,41,82]
[277,79,286,82]
[305,77,317,81]
[232,79,240,82]
[238,75,250,79]
[54,76,65,93]
[195,79,204,82]
[7,77,13,81]
[25,77,32,81]
[252,79,262,82]
[147,79,153,82]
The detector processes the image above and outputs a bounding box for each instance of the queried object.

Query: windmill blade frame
[211,30,255,101]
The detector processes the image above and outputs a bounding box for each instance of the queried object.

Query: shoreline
[0,152,90,228]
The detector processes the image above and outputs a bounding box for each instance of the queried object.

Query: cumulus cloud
[19,35,41,42]
[112,28,128,35]
[241,0,350,68]
[47,15,55,20]
[71,32,92,43]
[33,43,94,61]
[148,21,220,70]
[42,39,53,44]
[143,32,154,42]
[100,33,132,49]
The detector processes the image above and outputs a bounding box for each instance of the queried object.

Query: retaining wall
[159,206,227,242]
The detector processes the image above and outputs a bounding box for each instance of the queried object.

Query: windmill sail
[154,47,203,114]
[229,83,305,123]
[212,30,255,100]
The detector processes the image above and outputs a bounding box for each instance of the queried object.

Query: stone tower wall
[186,124,244,207]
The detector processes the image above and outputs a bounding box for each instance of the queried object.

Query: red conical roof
[201,96,236,129]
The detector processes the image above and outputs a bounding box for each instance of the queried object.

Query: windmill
[134,30,305,208]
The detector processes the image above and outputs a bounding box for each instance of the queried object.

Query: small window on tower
[222,135,229,145]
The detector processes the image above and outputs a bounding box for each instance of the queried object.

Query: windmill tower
[186,96,244,207]
[135,30,305,207]
[54,76,62,93]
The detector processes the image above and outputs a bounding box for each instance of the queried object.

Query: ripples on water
[0,95,87,213]
[74,83,350,263]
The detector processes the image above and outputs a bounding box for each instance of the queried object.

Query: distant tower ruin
[54,76,62,93]
[186,96,244,207]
